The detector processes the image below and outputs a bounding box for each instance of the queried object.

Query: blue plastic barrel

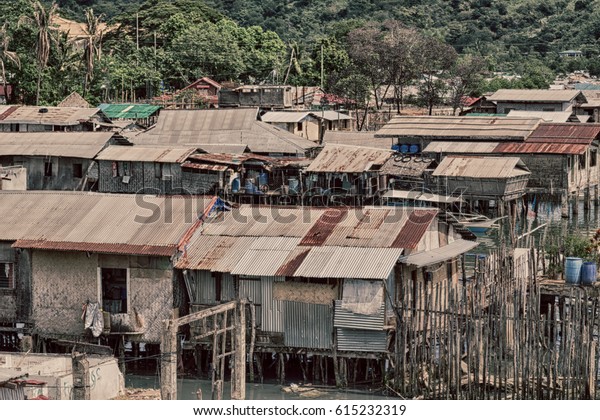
[399,144,409,154]
[245,180,255,194]
[231,178,240,193]
[409,144,420,154]
[581,261,597,285]
[565,257,583,284]
[288,178,299,194]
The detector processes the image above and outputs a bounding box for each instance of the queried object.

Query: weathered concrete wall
[31,251,98,338]
[30,251,174,343]
[0,351,124,400]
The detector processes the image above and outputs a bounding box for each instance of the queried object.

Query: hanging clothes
[83,302,104,338]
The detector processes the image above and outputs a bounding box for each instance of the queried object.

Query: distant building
[559,50,583,58]
[486,89,586,114]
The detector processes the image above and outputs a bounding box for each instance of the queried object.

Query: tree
[381,21,420,113]
[0,22,20,103]
[19,0,58,105]
[448,54,487,115]
[415,35,457,115]
[81,8,104,96]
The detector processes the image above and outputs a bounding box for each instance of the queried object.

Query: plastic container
[259,172,268,186]
[288,178,299,194]
[399,144,409,154]
[565,257,583,285]
[409,144,420,154]
[581,261,597,285]
[231,178,240,193]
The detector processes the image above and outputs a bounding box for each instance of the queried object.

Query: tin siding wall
[239,277,262,328]
[260,276,284,333]
[31,250,98,338]
[98,161,184,194]
[182,171,220,195]
[284,301,332,349]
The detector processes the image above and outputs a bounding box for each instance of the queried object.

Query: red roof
[493,142,588,155]
[391,209,438,249]
[527,123,600,144]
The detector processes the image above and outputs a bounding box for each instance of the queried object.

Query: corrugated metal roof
[196,144,249,154]
[487,89,581,103]
[432,156,530,179]
[526,123,600,144]
[0,132,116,158]
[306,144,393,173]
[96,145,196,163]
[181,162,228,172]
[323,131,394,150]
[261,111,311,123]
[57,92,91,108]
[134,110,317,155]
[0,191,214,255]
[0,106,103,125]
[154,108,258,132]
[380,155,435,177]
[376,116,541,141]
[336,328,388,353]
[506,110,572,122]
[314,111,353,121]
[493,142,588,155]
[423,141,500,154]
[230,237,301,276]
[293,246,402,280]
[99,104,161,119]
[400,239,479,267]
[390,209,437,249]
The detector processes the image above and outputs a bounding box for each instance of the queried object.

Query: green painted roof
[99,104,161,119]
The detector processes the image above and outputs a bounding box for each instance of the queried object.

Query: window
[591,150,598,168]
[542,107,556,112]
[155,162,162,179]
[44,161,52,177]
[297,122,303,132]
[101,268,128,314]
[73,163,83,178]
[579,154,586,169]
[0,262,14,289]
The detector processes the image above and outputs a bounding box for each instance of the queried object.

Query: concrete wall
[0,166,27,190]
[30,251,174,343]
[0,352,123,400]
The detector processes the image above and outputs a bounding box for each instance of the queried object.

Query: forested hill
[52,0,600,59]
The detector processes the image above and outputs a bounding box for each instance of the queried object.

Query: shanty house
[0,191,218,352]
[95,145,201,194]
[0,132,129,191]
[376,116,542,151]
[260,112,320,141]
[304,144,394,201]
[430,156,531,202]
[486,89,586,114]
[0,106,113,132]
[133,108,318,158]
[175,205,477,368]
[423,123,600,199]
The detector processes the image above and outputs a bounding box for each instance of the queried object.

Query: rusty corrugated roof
[306,144,393,173]
[0,106,103,125]
[432,156,530,179]
[493,142,588,155]
[0,132,117,158]
[0,191,215,256]
[526,123,600,144]
[391,209,438,249]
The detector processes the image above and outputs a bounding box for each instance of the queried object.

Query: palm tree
[0,23,20,104]
[81,8,104,96]
[19,0,58,105]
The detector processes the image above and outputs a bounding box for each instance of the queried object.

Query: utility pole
[320,44,324,90]
[136,13,139,52]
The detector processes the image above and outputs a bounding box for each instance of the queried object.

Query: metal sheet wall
[284,301,332,349]
[333,301,385,331]
[260,276,284,333]
[336,328,388,353]
[239,277,262,328]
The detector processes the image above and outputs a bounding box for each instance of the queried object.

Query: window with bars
[0,262,14,289]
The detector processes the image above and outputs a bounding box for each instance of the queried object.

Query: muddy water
[125,375,397,400]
